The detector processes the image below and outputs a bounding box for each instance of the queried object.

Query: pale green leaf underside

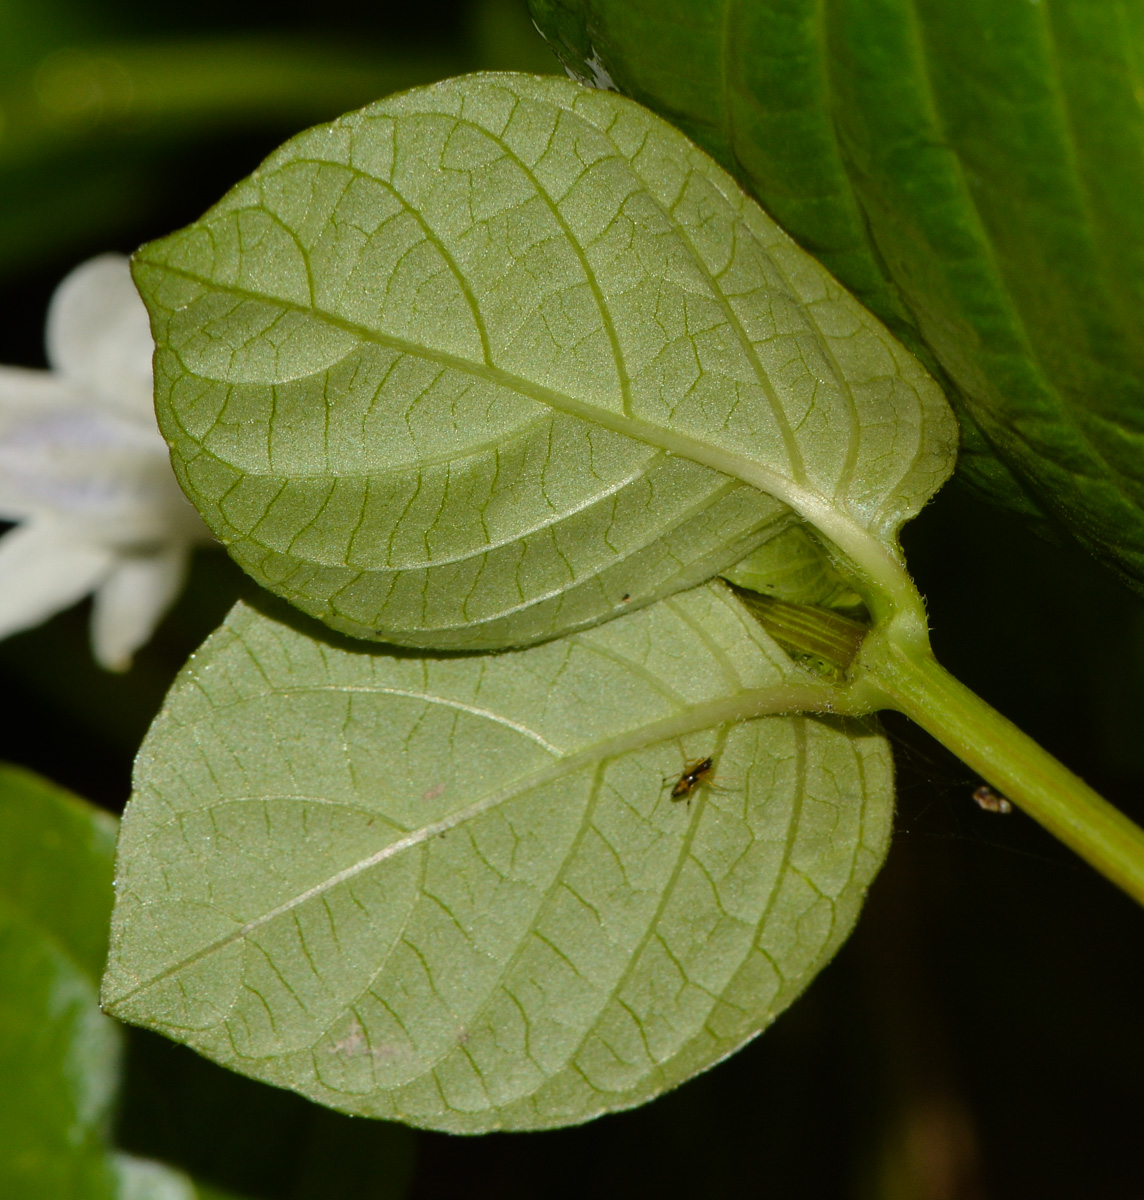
[135,72,956,650]
[103,584,892,1132]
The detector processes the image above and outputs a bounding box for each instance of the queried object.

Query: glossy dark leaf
[529,0,1144,588]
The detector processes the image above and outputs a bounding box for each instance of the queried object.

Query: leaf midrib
[105,673,845,1009]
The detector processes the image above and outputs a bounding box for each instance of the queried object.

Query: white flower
[0,254,212,671]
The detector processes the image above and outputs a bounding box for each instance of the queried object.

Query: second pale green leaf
[103,584,892,1132]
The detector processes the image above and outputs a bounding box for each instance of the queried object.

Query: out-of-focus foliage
[0,762,247,1197]
[0,0,556,279]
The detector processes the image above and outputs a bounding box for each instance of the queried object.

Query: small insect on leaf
[973,784,1013,814]
[671,756,715,801]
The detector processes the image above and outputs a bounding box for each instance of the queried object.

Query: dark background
[1,2,1142,1196]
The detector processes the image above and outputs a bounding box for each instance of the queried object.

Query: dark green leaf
[0,764,117,1197]
[529,0,1144,589]
[0,764,247,1199]
[0,762,117,979]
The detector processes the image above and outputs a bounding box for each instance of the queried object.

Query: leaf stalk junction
[739,583,1144,907]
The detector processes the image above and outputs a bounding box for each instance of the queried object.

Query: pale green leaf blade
[135,72,956,650]
[102,585,893,1132]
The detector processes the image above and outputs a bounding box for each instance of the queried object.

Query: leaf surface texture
[103,586,893,1131]
[135,73,955,648]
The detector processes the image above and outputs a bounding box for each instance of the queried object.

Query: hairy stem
[860,630,1144,908]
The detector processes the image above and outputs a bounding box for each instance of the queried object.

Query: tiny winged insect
[670,756,715,803]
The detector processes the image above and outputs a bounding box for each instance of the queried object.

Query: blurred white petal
[0,399,177,533]
[91,547,189,671]
[45,254,155,421]
[0,363,76,412]
[111,1153,197,1200]
[0,522,115,640]
[0,253,215,668]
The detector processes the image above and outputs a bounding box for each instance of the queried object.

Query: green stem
[859,632,1144,907]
